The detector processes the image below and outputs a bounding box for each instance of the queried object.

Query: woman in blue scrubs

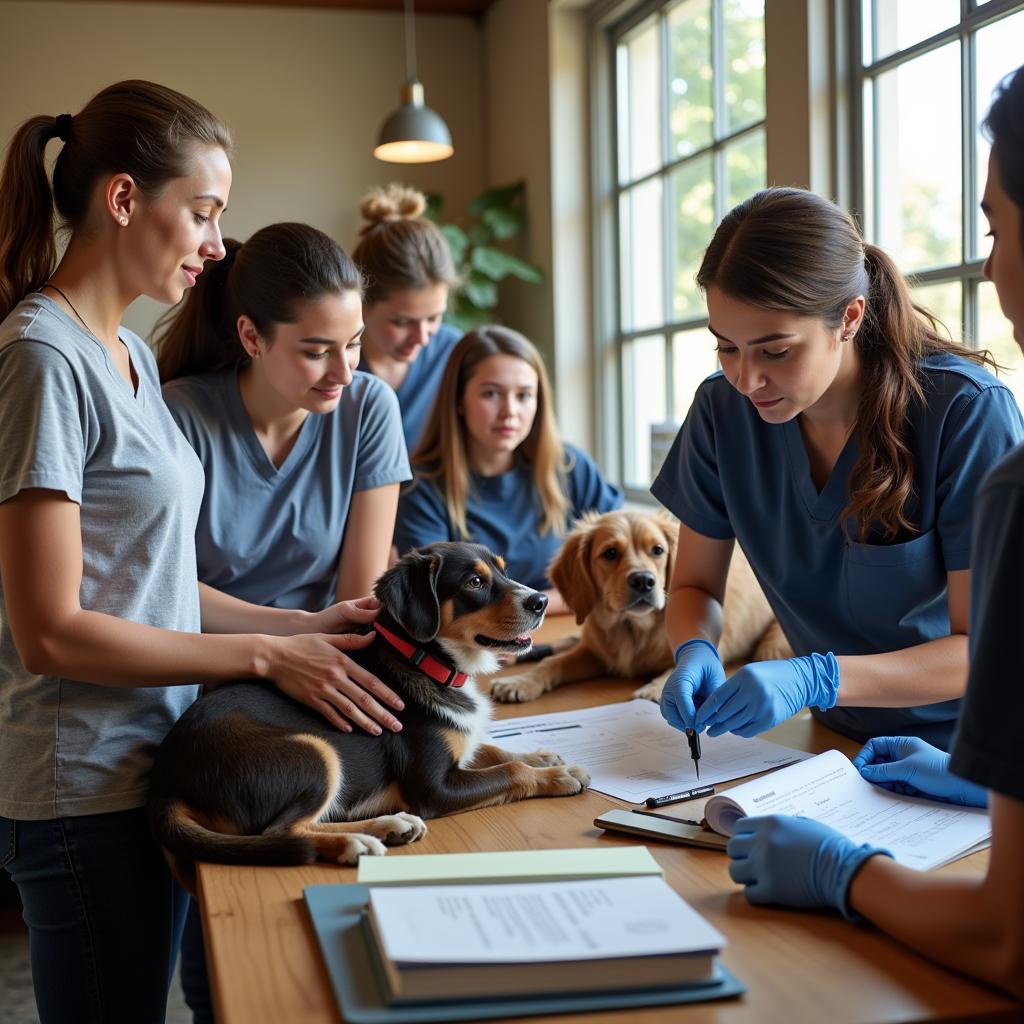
[654,187,1024,750]
[723,65,1024,1001]
[395,326,622,610]
[353,184,461,452]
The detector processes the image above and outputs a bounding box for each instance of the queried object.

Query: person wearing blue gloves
[654,183,1024,752]
[724,66,1024,1001]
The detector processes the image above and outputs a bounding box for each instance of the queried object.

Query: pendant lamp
[374,0,454,164]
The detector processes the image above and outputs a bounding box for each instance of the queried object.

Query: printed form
[488,699,811,802]
[705,749,991,871]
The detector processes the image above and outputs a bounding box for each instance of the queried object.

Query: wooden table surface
[197,616,1018,1024]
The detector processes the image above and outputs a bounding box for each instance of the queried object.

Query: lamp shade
[374,81,454,164]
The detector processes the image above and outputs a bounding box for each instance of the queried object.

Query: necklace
[44,283,102,341]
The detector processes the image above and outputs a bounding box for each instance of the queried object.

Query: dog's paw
[632,671,669,703]
[490,674,548,703]
[537,763,591,796]
[336,834,388,864]
[518,749,565,767]
[374,812,428,846]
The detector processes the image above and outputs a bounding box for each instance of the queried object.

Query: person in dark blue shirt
[395,326,622,610]
[352,184,461,452]
[723,64,1024,1001]
[654,183,1023,752]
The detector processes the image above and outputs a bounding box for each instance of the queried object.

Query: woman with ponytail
[720,69,1024,1000]
[352,183,461,450]
[0,83,400,1024]
[157,221,410,1024]
[655,186,1023,751]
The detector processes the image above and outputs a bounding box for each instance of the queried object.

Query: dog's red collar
[372,622,469,688]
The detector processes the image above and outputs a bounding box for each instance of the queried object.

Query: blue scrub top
[358,322,461,453]
[164,367,411,612]
[395,444,624,590]
[651,354,1024,749]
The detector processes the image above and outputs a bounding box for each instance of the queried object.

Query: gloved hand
[852,736,988,808]
[659,639,725,732]
[727,814,891,920]
[693,652,840,738]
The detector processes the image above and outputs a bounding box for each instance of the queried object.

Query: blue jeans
[0,807,189,1024]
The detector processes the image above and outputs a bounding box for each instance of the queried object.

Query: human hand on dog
[693,653,840,738]
[853,736,987,807]
[659,639,725,732]
[267,632,404,736]
[307,595,380,634]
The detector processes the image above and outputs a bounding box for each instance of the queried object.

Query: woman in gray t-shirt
[0,83,403,1024]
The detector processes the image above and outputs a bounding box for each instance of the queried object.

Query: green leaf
[468,181,525,216]
[439,224,469,266]
[424,192,444,222]
[470,246,543,284]
[467,223,491,248]
[448,292,494,331]
[482,206,524,240]
[461,270,498,309]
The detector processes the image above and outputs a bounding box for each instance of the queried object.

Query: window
[611,0,767,495]
[854,0,1024,404]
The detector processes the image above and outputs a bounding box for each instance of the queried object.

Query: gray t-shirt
[0,294,205,820]
[163,367,410,611]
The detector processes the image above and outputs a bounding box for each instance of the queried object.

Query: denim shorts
[0,807,189,1024]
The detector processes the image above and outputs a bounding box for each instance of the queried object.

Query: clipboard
[595,808,730,850]
[304,883,745,1023]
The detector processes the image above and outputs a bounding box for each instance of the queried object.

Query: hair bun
[358,184,427,236]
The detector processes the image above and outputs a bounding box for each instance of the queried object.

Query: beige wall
[0,0,484,338]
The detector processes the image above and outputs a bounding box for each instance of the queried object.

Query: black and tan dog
[149,543,590,887]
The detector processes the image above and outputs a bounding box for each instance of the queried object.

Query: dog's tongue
[515,633,530,644]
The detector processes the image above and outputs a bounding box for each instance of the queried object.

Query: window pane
[974,10,1024,259]
[911,280,962,341]
[672,327,719,421]
[670,155,713,322]
[978,281,1024,409]
[724,127,765,211]
[862,0,959,65]
[617,18,662,184]
[620,179,664,332]
[668,0,713,158]
[868,44,962,271]
[623,335,668,486]
[722,0,766,134]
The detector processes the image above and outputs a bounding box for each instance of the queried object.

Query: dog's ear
[656,511,679,588]
[549,526,599,626]
[374,550,443,643]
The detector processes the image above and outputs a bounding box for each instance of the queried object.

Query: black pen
[632,808,705,826]
[686,727,701,780]
[644,784,715,808]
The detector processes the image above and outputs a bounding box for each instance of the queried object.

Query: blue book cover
[303,883,746,1023]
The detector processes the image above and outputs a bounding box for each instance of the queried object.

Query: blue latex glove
[852,736,988,808]
[727,814,891,920]
[694,652,841,738]
[659,639,725,732]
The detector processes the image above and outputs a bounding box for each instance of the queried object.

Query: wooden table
[197,616,1018,1023]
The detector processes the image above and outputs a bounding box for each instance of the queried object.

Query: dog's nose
[628,571,656,594]
[523,591,548,615]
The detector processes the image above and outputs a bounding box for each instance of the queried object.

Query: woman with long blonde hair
[396,326,621,610]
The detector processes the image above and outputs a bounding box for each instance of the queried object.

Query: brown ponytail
[698,187,995,541]
[0,80,231,321]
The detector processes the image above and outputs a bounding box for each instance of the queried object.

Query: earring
[118,216,129,226]
[841,331,854,343]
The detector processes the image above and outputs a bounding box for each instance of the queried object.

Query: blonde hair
[412,326,570,540]
[352,184,456,303]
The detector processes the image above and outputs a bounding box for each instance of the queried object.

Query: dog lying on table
[148,543,590,887]
[490,509,790,705]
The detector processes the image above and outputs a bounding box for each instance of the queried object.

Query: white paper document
[368,876,725,964]
[488,699,811,802]
[704,749,991,871]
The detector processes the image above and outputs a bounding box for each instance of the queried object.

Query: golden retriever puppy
[490,509,790,704]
